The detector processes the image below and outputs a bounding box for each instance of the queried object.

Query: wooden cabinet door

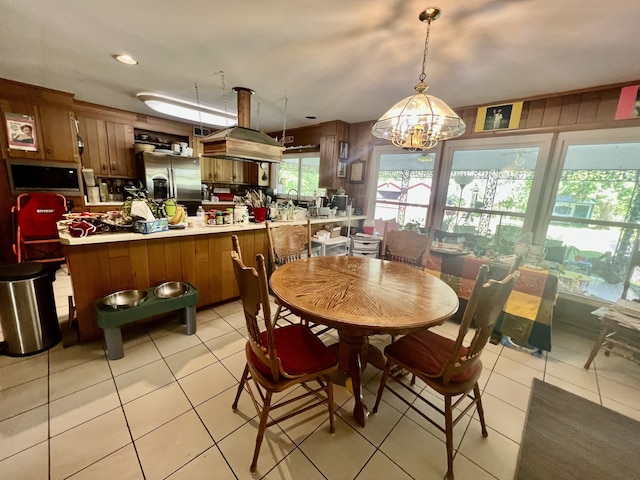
[214,158,234,183]
[2,100,77,162]
[106,121,135,177]
[38,104,78,162]
[77,116,110,175]
[201,156,215,182]
[0,99,43,160]
[234,161,258,184]
[319,134,337,189]
[319,121,349,190]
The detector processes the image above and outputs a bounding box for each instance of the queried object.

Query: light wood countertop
[59,215,366,246]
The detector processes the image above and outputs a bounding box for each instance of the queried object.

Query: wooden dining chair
[265,219,325,330]
[380,224,435,342]
[380,223,434,270]
[373,264,520,480]
[231,234,243,262]
[230,251,338,473]
[584,235,640,369]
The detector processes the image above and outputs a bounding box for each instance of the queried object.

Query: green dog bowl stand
[96,282,199,360]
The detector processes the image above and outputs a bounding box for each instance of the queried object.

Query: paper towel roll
[87,186,100,203]
[82,168,96,187]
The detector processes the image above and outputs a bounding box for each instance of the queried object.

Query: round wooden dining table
[269,255,459,426]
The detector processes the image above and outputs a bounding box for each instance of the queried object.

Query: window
[436,135,553,242]
[367,146,437,230]
[540,129,640,301]
[369,128,640,302]
[275,153,326,199]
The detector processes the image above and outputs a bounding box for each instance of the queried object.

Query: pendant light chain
[194,82,204,134]
[419,19,432,84]
[256,102,260,131]
[214,70,229,128]
[281,95,288,146]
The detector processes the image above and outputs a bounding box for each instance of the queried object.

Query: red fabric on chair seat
[251,324,337,377]
[385,330,480,383]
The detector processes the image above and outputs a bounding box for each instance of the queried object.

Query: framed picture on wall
[474,102,523,132]
[349,160,365,183]
[337,161,346,178]
[615,84,640,119]
[339,141,349,160]
[5,113,38,151]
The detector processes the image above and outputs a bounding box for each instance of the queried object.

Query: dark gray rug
[516,378,640,480]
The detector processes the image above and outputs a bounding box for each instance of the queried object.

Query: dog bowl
[154,281,188,299]
[101,289,148,309]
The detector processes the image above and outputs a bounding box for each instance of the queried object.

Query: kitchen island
[60,216,364,342]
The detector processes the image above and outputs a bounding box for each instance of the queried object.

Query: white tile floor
[1,267,640,479]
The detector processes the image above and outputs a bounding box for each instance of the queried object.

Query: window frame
[366,144,443,228]
[275,151,325,200]
[434,133,555,239]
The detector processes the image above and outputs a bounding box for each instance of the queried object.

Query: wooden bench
[95,282,199,360]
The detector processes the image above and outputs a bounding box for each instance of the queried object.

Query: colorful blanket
[426,253,558,351]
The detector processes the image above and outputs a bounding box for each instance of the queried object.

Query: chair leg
[250,391,273,473]
[373,359,392,413]
[444,395,455,480]
[326,377,335,434]
[474,383,488,437]
[584,325,610,369]
[232,364,249,409]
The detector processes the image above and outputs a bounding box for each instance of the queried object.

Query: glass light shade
[372,83,466,151]
[138,93,237,127]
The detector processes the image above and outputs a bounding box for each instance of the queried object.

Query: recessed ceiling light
[114,54,138,65]
[137,92,237,127]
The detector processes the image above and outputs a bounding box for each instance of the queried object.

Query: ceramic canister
[234,205,249,224]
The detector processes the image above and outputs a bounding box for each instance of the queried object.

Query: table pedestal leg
[338,332,368,426]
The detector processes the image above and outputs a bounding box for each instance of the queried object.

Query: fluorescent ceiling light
[137,92,237,127]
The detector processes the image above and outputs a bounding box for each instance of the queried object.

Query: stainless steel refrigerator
[138,152,201,203]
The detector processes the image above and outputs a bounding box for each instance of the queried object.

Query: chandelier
[371,7,465,151]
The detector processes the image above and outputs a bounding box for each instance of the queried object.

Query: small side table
[312,236,350,256]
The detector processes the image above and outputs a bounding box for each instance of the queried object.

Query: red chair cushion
[251,324,337,377]
[385,330,479,383]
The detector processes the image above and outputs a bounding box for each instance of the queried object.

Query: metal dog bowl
[101,289,148,309]
[154,281,188,299]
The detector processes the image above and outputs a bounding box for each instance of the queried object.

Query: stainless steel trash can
[0,263,62,356]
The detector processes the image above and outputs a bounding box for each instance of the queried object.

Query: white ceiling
[1,0,639,134]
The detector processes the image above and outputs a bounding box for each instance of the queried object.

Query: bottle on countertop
[196,205,205,228]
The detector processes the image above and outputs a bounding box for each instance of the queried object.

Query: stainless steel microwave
[6,158,83,196]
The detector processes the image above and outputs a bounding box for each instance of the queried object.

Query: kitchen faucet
[287,189,299,205]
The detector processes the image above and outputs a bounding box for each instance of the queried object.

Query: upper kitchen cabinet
[200,154,259,185]
[77,115,135,178]
[319,120,349,190]
[201,156,215,182]
[106,122,135,177]
[212,158,258,185]
[0,96,79,162]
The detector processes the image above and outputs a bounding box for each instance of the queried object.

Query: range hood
[201,87,283,163]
